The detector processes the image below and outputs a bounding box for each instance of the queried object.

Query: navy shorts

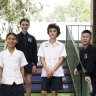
[0,85,3,96]
[1,83,24,96]
[24,63,33,74]
[41,76,63,91]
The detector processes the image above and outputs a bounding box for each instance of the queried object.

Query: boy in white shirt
[38,23,67,96]
[0,33,28,96]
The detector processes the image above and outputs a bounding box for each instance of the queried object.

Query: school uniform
[76,44,96,96]
[0,48,28,96]
[38,40,67,91]
[16,32,38,74]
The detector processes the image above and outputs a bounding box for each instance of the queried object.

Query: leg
[41,77,51,96]
[91,78,96,96]
[51,91,57,96]
[41,91,47,96]
[25,74,32,96]
[17,84,24,96]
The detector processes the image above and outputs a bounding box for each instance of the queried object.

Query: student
[38,23,67,96]
[74,30,96,96]
[16,18,38,96]
[0,33,28,96]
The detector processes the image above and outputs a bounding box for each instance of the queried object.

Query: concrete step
[24,76,71,82]
[24,84,74,90]
[30,80,72,84]
[32,72,71,76]
[24,89,75,93]
[36,67,69,74]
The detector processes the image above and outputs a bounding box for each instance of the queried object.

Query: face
[6,35,17,48]
[81,33,91,46]
[48,28,57,39]
[20,21,29,33]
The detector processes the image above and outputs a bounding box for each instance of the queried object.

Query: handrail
[68,25,96,47]
[66,25,92,96]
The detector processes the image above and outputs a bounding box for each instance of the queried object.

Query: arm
[52,56,64,73]
[76,62,81,71]
[33,38,38,66]
[74,50,82,75]
[20,67,24,84]
[32,38,38,73]
[0,67,3,84]
[74,61,82,75]
[40,57,52,78]
[52,44,66,72]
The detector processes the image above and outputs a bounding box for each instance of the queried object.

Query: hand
[74,68,79,75]
[47,69,53,78]
[85,76,91,83]
[32,65,37,73]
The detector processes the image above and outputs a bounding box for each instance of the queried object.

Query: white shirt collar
[6,48,17,56]
[45,40,59,46]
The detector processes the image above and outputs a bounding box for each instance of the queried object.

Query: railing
[68,25,96,47]
[66,25,92,96]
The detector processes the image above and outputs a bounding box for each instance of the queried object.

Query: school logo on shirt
[84,54,88,59]
[28,37,32,42]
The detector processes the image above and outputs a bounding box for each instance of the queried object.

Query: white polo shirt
[0,48,28,85]
[38,40,67,77]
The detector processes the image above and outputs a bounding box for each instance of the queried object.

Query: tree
[45,6,67,22]
[0,0,43,35]
[67,0,90,22]
[0,0,43,22]
[44,0,90,22]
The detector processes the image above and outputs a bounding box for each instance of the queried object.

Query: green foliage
[0,0,25,22]
[0,0,43,34]
[0,0,8,10]
[0,0,43,23]
[46,6,67,22]
[45,0,90,22]
[0,0,90,22]
[67,0,90,22]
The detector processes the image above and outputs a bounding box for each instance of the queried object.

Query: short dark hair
[82,30,92,36]
[6,33,17,40]
[20,18,30,25]
[47,23,61,37]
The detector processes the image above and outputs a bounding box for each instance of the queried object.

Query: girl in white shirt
[0,33,28,96]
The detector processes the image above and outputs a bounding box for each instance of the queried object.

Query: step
[36,67,69,73]
[24,84,73,90]
[24,89,75,93]
[62,76,72,81]
[32,68,70,76]
[24,76,72,84]
[31,80,72,84]
[24,93,75,96]
[36,65,69,68]
[28,76,71,81]
[32,72,70,76]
